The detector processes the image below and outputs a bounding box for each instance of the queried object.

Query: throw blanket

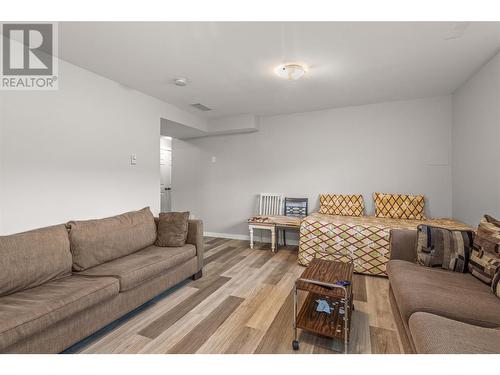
[298,212,472,276]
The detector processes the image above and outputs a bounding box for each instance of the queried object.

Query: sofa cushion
[469,215,500,286]
[156,211,190,247]
[0,225,72,297]
[68,207,157,271]
[387,260,500,328]
[389,229,417,262]
[77,244,196,291]
[409,312,500,354]
[373,192,425,220]
[0,275,119,350]
[416,225,473,272]
[318,194,364,217]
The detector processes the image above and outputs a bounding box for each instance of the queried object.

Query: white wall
[0,96,4,233]
[452,51,500,226]
[173,96,453,237]
[0,59,204,235]
[206,114,259,136]
[7,53,491,237]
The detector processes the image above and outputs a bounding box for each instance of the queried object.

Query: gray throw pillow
[156,212,190,247]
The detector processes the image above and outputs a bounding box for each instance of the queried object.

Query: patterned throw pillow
[373,192,425,220]
[318,194,365,217]
[469,215,500,289]
[416,225,474,272]
[493,270,500,298]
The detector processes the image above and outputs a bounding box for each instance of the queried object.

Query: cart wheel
[292,340,300,351]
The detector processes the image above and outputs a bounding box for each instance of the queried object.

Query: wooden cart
[292,258,354,353]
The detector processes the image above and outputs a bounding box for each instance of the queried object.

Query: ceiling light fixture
[174,77,188,86]
[275,64,306,80]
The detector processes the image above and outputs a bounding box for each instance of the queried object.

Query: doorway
[160,136,172,212]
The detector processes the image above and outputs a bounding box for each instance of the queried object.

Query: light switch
[211,156,216,163]
[130,154,137,165]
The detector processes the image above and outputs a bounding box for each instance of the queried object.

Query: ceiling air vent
[190,103,212,111]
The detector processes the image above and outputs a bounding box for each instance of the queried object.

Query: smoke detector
[444,22,470,40]
[174,78,188,86]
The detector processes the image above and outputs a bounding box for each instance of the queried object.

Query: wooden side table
[248,215,301,253]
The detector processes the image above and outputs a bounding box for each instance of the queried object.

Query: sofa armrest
[186,219,204,271]
[390,229,417,262]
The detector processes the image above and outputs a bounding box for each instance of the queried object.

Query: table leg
[249,226,254,249]
[293,283,298,339]
[292,282,299,350]
[344,290,350,354]
[271,226,276,252]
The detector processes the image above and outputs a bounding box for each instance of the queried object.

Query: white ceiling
[59,22,500,118]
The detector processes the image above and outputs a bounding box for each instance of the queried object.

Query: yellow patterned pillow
[373,192,425,220]
[319,194,365,217]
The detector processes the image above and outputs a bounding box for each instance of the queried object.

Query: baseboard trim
[203,231,299,246]
[204,232,249,241]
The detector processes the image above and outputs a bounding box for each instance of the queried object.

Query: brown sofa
[0,208,203,354]
[388,229,500,354]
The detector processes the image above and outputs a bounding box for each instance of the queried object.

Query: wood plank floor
[76,237,402,354]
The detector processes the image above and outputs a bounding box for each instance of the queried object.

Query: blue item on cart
[335,280,351,287]
[315,299,332,314]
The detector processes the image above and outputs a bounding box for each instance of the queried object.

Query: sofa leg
[192,270,203,280]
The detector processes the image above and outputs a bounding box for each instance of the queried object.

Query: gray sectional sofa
[388,229,500,354]
[0,208,203,354]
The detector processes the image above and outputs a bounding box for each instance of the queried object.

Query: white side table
[248,223,276,252]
